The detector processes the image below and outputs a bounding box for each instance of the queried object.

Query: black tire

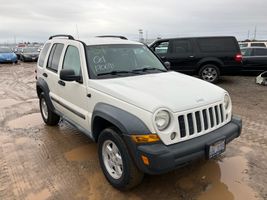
[21,56,25,62]
[199,64,220,83]
[39,93,60,126]
[98,128,144,190]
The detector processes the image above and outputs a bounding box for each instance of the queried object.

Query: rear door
[44,43,64,112]
[167,39,196,72]
[243,48,267,71]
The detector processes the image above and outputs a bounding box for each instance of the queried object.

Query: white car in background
[239,41,267,48]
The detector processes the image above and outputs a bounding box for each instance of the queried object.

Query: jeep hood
[90,72,226,113]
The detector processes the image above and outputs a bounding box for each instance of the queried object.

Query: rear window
[196,38,238,52]
[38,43,51,67]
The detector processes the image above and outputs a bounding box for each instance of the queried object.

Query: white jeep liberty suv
[36,35,242,190]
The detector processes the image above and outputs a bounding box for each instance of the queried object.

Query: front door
[56,43,91,132]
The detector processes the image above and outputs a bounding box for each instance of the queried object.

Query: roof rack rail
[96,35,128,40]
[49,35,74,40]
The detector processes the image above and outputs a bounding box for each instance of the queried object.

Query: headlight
[224,94,231,110]
[155,110,171,131]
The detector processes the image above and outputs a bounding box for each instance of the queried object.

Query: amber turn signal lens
[141,155,149,165]
[131,134,160,143]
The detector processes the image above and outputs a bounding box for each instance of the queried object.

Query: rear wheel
[39,93,60,126]
[98,128,144,190]
[199,64,220,83]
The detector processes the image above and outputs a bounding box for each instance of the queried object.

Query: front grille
[178,103,225,138]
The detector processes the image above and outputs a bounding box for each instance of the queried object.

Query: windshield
[23,48,38,53]
[0,48,12,53]
[86,44,167,78]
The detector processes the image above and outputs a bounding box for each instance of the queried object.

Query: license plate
[32,57,36,60]
[207,139,225,159]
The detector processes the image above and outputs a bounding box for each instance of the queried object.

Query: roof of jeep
[85,37,142,46]
[48,37,142,46]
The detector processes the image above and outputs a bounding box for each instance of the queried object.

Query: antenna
[76,24,80,40]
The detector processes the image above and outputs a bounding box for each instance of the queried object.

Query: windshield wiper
[97,70,133,76]
[132,67,167,73]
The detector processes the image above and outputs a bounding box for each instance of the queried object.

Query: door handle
[58,80,65,86]
[161,56,166,59]
[189,55,195,58]
[43,73,48,77]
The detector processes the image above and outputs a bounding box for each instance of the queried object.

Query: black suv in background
[150,36,242,83]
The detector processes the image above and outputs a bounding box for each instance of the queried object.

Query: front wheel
[39,93,60,126]
[98,128,144,190]
[199,64,220,83]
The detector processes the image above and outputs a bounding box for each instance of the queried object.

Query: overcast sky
[0,0,267,43]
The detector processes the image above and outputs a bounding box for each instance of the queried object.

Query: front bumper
[124,115,242,174]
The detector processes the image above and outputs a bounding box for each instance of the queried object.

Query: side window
[172,39,192,54]
[197,38,237,52]
[251,43,266,47]
[47,43,64,72]
[62,46,81,76]
[154,41,169,54]
[38,43,51,67]
[253,48,267,56]
[239,43,248,48]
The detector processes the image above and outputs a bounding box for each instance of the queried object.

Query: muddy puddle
[65,144,98,161]
[197,156,258,200]
[0,98,22,108]
[6,113,43,129]
[26,188,51,200]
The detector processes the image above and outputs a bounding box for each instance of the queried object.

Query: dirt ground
[0,62,266,200]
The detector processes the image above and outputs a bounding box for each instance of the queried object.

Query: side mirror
[164,61,171,70]
[60,69,81,82]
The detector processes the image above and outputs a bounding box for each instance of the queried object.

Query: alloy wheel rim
[202,67,217,82]
[102,140,123,179]
[41,98,48,120]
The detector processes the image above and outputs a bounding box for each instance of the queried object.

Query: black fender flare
[92,103,151,139]
[197,57,223,71]
[36,78,55,111]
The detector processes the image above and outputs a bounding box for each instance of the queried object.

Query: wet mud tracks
[0,63,266,199]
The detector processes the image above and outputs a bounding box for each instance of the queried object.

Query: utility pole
[253,26,257,41]
[138,29,144,43]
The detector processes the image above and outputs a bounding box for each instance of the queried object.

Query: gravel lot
[0,62,266,200]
